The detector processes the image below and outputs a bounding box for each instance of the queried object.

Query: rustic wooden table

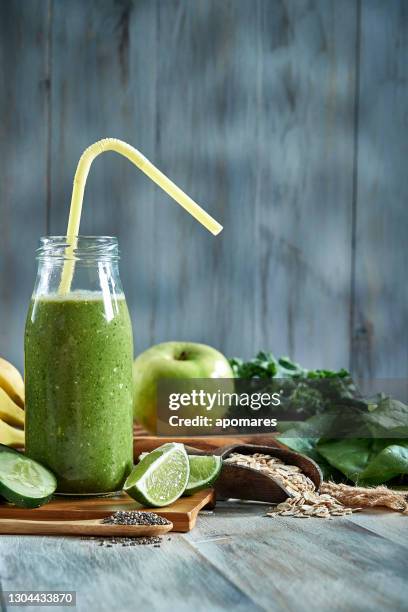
[0,501,406,611]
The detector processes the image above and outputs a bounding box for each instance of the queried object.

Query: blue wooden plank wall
[0,0,406,377]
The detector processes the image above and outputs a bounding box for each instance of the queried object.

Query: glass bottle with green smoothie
[25,236,134,495]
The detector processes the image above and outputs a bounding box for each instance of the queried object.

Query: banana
[0,418,24,448]
[0,387,25,428]
[0,359,25,447]
[0,357,25,407]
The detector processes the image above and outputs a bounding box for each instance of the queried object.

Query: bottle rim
[36,236,120,262]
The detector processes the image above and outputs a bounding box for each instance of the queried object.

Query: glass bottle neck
[32,236,124,299]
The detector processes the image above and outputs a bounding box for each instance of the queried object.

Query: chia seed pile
[82,511,172,547]
[101,510,170,527]
[95,535,165,548]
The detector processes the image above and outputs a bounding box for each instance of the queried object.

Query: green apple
[133,341,234,433]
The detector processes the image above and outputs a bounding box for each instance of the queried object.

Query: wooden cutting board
[133,425,283,457]
[0,489,215,533]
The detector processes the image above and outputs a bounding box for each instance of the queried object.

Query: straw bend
[59,138,223,293]
[67,138,222,238]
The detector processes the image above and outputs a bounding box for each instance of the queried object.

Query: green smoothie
[25,292,134,494]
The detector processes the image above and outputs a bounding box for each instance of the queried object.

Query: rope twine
[321,481,408,514]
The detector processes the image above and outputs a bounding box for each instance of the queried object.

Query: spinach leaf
[317,438,408,485]
[278,436,342,481]
[230,351,408,485]
[358,443,408,485]
[359,396,408,438]
[316,438,375,482]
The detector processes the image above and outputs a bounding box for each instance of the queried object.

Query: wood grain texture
[0,517,173,537]
[0,0,49,371]
[0,503,406,611]
[0,489,215,532]
[351,0,408,377]
[0,0,406,377]
[0,525,260,612]
[152,0,259,359]
[348,508,408,548]
[185,502,408,612]
[254,0,357,370]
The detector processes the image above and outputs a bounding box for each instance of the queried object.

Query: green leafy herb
[229,352,278,379]
[229,351,408,486]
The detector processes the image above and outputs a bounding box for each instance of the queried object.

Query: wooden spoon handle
[0,518,173,537]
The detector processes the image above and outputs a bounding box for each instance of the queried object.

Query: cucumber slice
[0,445,57,508]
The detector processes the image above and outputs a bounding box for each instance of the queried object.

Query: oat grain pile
[224,452,357,519]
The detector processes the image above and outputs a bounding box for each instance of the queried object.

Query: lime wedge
[0,445,57,508]
[184,455,222,495]
[137,450,223,496]
[124,443,189,507]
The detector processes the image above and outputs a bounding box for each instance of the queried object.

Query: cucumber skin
[0,443,20,455]
[0,445,57,508]
[0,482,55,508]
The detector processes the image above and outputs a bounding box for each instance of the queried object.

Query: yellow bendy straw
[58,138,223,294]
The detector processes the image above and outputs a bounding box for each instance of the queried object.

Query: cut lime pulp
[138,450,222,496]
[0,445,57,508]
[124,443,189,507]
[184,455,222,495]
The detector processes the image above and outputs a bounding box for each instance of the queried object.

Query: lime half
[124,443,189,507]
[184,455,222,495]
[0,446,57,508]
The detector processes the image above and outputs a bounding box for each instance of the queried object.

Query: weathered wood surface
[0,0,407,377]
[351,0,408,378]
[0,0,49,370]
[253,0,357,370]
[0,502,406,612]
